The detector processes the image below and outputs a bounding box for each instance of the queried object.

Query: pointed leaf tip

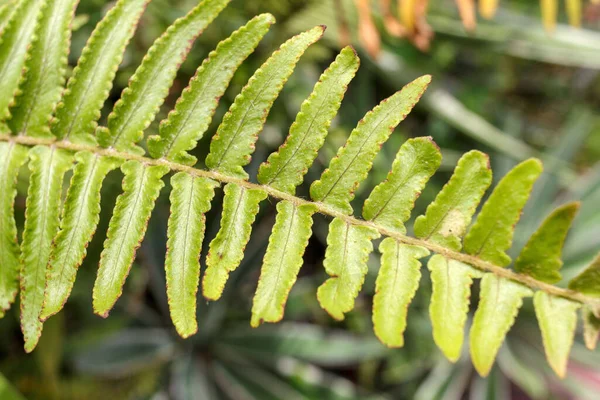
[569,253,600,297]
[470,275,533,377]
[414,150,491,250]
[258,46,360,193]
[534,292,580,378]
[515,202,579,283]
[310,75,431,214]
[464,158,542,266]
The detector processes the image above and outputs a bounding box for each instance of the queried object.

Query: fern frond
[310,75,431,215]
[166,173,218,337]
[7,0,77,138]
[202,25,324,300]
[202,184,267,301]
[534,292,580,378]
[428,254,483,362]
[251,201,317,327]
[97,0,231,154]
[20,146,73,352]
[569,253,600,296]
[92,161,169,317]
[1,1,600,376]
[0,0,44,118]
[373,240,429,347]
[514,202,580,283]
[0,142,28,317]
[257,46,359,194]
[470,274,533,377]
[52,0,150,144]
[41,153,121,320]
[414,150,491,251]
[363,137,441,233]
[148,13,275,164]
[205,25,325,178]
[317,218,379,320]
[464,159,543,266]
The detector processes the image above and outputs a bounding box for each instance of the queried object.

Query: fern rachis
[0,0,599,379]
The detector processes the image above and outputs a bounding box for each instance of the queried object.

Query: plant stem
[3,133,599,313]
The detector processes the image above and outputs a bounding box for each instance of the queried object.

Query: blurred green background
[2,0,600,398]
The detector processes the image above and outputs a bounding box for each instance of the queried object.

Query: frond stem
[3,133,598,313]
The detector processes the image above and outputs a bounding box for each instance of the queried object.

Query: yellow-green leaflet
[257,46,360,194]
[427,254,483,362]
[41,153,121,321]
[310,75,431,215]
[373,239,429,347]
[92,161,169,317]
[98,0,230,154]
[582,306,600,350]
[568,252,600,296]
[0,0,43,118]
[52,0,150,144]
[251,201,316,327]
[469,274,533,377]
[7,0,78,138]
[533,291,580,378]
[0,1,17,33]
[202,184,267,301]
[20,146,73,352]
[317,218,380,320]
[0,143,28,317]
[205,25,325,178]
[515,202,579,283]
[165,173,218,338]
[363,137,441,233]
[464,158,542,266]
[147,13,275,165]
[413,150,491,251]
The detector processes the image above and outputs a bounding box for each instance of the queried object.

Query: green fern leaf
[148,13,275,164]
[7,0,77,138]
[363,137,441,233]
[427,254,483,362]
[257,46,359,194]
[202,183,267,300]
[40,152,121,321]
[98,0,230,154]
[470,274,533,377]
[20,146,73,352]
[0,0,44,119]
[464,159,543,266]
[533,291,580,378]
[0,1,17,33]
[166,172,218,338]
[373,239,429,347]
[205,25,325,178]
[0,143,28,317]
[202,26,324,300]
[92,161,168,317]
[582,306,600,350]
[414,150,491,250]
[568,253,600,296]
[515,202,579,283]
[310,75,431,215]
[316,218,380,320]
[52,0,150,144]
[250,201,316,326]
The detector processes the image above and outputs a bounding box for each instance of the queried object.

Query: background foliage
[1,0,600,398]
